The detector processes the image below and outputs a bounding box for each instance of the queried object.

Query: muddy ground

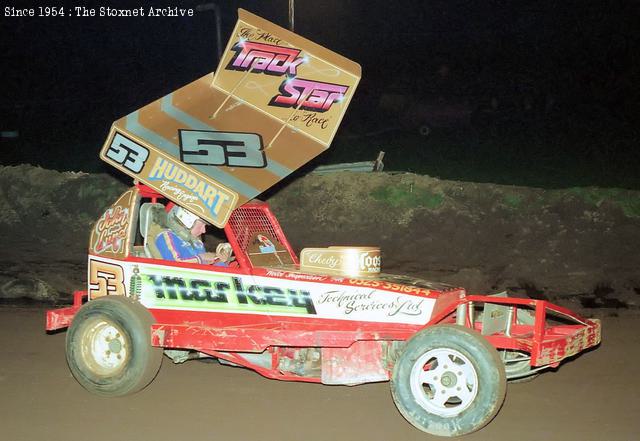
[0,164,638,440]
[0,304,637,441]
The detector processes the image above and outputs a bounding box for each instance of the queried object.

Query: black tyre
[391,324,507,437]
[66,296,162,397]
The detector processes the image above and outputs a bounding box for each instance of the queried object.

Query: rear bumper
[45,291,87,331]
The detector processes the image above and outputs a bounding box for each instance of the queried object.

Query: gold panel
[89,187,139,259]
[100,9,360,227]
[300,247,381,277]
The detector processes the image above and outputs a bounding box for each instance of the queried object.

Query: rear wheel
[66,296,162,396]
[391,325,506,437]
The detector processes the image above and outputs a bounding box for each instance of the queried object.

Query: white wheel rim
[409,348,479,418]
[80,318,129,376]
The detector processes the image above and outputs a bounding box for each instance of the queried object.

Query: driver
[155,205,231,265]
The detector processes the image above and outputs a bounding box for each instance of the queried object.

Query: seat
[139,202,168,258]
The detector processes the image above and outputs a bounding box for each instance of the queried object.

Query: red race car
[46,10,600,437]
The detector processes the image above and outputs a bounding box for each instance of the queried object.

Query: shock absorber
[129,265,142,300]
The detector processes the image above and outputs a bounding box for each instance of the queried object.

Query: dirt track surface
[0,305,636,441]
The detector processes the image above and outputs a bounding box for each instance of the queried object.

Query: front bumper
[464,295,602,367]
[534,316,601,366]
[45,291,87,331]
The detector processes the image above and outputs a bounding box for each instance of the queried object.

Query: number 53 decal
[179,129,267,168]
[89,260,126,298]
[105,132,150,173]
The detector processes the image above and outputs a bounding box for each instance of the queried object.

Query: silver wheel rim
[80,317,130,376]
[409,348,478,417]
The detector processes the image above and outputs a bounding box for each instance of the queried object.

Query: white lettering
[5,7,35,16]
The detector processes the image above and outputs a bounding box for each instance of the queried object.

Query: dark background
[1,0,638,188]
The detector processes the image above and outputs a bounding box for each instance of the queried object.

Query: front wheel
[391,324,506,437]
[66,296,162,396]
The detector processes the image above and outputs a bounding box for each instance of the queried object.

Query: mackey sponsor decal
[140,271,316,315]
[140,267,433,323]
[88,257,433,324]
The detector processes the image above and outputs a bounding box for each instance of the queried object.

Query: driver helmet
[171,206,200,229]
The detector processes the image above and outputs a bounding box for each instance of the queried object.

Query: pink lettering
[227,41,304,76]
[269,78,348,113]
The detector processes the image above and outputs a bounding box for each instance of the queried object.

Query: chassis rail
[45,291,601,371]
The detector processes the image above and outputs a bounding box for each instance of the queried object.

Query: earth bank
[1,164,638,310]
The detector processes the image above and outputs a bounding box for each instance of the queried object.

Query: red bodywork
[46,185,601,385]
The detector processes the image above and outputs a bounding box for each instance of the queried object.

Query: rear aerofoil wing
[99,8,361,228]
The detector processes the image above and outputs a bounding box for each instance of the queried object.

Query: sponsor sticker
[100,128,238,228]
[87,257,434,324]
[141,270,316,315]
[300,247,381,277]
[89,187,137,259]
